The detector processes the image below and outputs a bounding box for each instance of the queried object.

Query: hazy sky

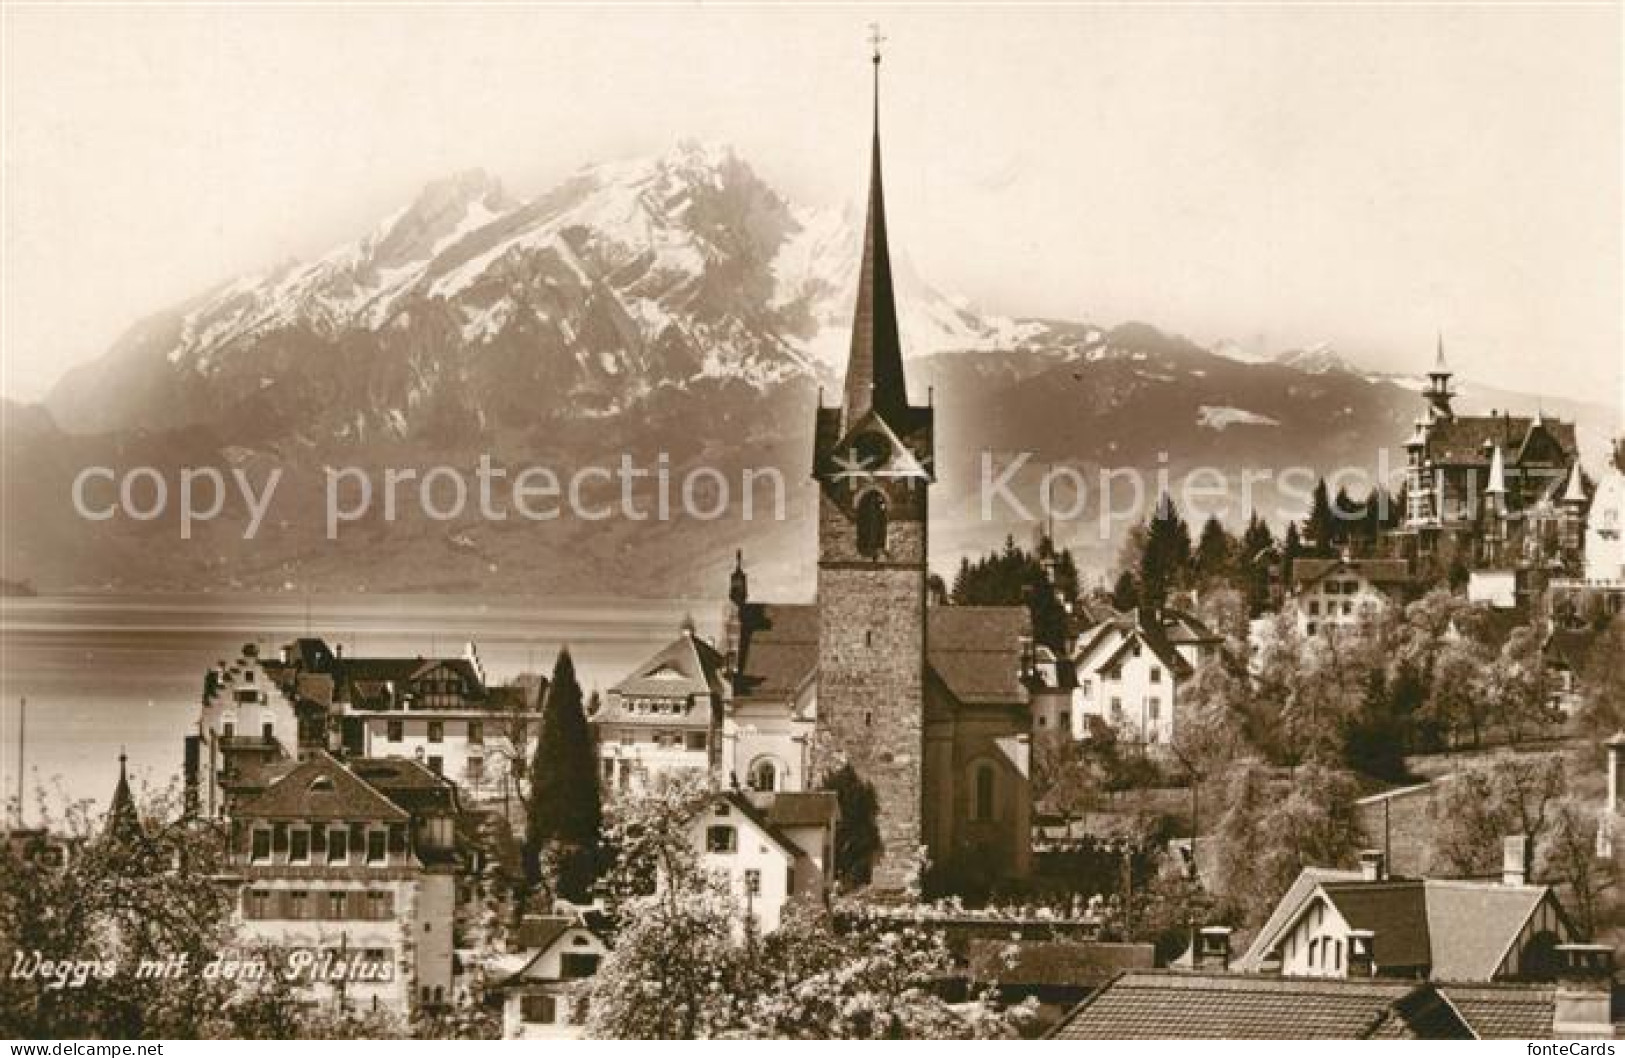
[3,4,1621,412]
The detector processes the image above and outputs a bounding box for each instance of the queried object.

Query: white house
[1071,609,1218,747]
[228,753,464,1015]
[592,627,727,796]
[690,790,836,934]
[495,912,611,1039]
[1288,555,1412,636]
[1584,444,1625,587]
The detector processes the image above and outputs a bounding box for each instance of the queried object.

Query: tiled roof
[730,602,1031,707]
[348,757,460,816]
[1437,983,1557,1039]
[1425,416,1578,467]
[514,914,573,954]
[1322,880,1433,969]
[1048,972,1473,1039]
[928,606,1031,705]
[607,632,727,701]
[966,940,1154,988]
[1239,867,1565,983]
[1422,880,1558,981]
[233,752,408,823]
[1235,866,1366,972]
[760,791,837,829]
[732,603,819,700]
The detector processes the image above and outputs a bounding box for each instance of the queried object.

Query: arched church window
[856,491,888,557]
[972,762,996,822]
[749,757,781,793]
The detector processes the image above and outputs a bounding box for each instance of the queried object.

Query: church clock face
[851,431,891,472]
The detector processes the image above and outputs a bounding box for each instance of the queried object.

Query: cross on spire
[869,22,886,64]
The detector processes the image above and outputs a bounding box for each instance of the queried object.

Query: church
[714,50,1036,893]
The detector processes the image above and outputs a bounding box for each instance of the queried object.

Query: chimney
[1358,849,1387,882]
[1195,926,1232,972]
[1553,944,1615,1039]
[335,642,344,660]
[1347,929,1376,977]
[1502,834,1531,886]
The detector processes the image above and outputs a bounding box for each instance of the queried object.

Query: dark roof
[1322,880,1433,969]
[233,752,409,823]
[732,603,819,700]
[514,914,573,954]
[1545,627,1599,670]
[1291,557,1413,589]
[1426,415,1578,467]
[730,602,1031,707]
[347,757,460,816]
[1241,868,1565,982]
[1437,983,1557,1039]
[759,791,837,829]
[928,606,1031,705]
[1048,972,1473,1040]
[966,940,1154,988]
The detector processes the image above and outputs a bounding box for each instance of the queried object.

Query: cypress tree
[526,647,603,902]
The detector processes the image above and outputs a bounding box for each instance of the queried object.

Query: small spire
[1435,331,1448,373]
[844,22,907,421]
[105,747,140,842]
[1485,445,1508,496]
[1563,460,1587,504]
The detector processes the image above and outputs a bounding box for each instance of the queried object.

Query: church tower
[811,36,935,890]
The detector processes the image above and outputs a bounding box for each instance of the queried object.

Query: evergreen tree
[1279,521,1303,590]
[1110,569,1140,613]
[1193,515,1236,586]
[1239,514,1277,616]
[1306,479,1336,556]
[948,532,1079,650]
[526,647,603,902]
[1138,493,1192,611]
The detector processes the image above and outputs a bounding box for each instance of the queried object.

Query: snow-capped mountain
[47,142,1048,441]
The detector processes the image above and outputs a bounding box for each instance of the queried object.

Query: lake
[0,593,723,818]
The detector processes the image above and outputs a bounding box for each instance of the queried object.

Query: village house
[1069,608,1218,747]
[1236,842,1578,982]
[590,623,727,795]
[186,638,544,816]
[690,789,837,934]
[1288,555,1412,636]
[493,912,611,1040]
[221,751,468,1016]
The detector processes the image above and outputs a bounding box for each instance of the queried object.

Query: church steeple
[105,749,140,842]
[842,31,907,423]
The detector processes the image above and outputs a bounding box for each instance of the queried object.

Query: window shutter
[311,826,327,854]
